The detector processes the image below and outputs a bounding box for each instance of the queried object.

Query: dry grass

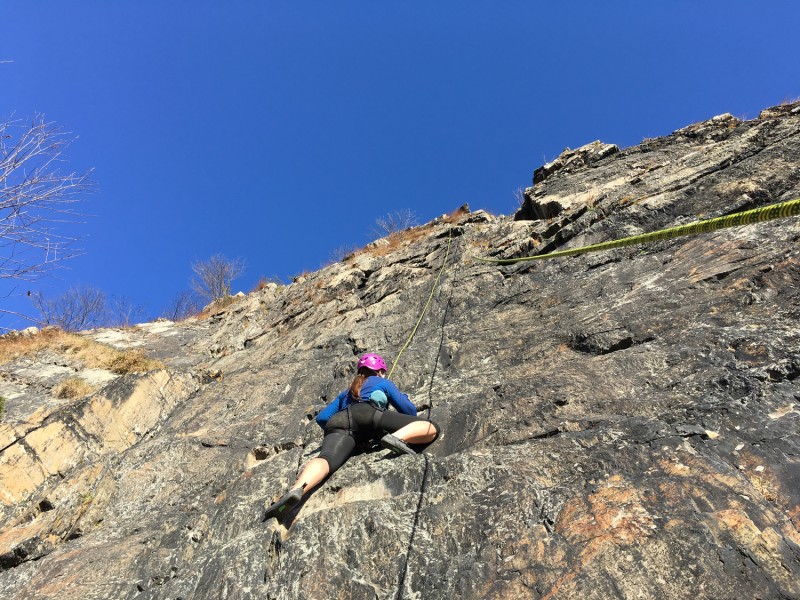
[196,295,243,320]
[0,328,164,374]
[251,279,269,293]
[53,377,96,399]
[107,348,163,374]
[362,226,432,258]
[439,204,471,224]
[341,205,472,263]
[250,277,282,293]
[291,270,312,282]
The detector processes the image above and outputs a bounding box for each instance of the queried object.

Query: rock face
[1,103,799,599]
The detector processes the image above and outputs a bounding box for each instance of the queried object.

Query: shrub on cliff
[373,209,418,238]
[191,254,246,303]
[52,377,95,399]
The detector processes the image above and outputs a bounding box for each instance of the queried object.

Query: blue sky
[2,1,799,328]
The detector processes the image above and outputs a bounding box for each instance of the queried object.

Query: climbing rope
[467,197,800,265]
[383,233,456,600]
[386,232,455,597]
[388,229,454,379]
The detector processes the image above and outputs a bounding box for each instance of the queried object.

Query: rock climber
[264,353,440,521]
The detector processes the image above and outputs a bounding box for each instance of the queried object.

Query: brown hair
[349,366,377,399]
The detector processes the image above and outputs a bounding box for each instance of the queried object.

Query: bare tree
[1,115,92,283]
[161,290,200,321]
[190,254,245,303]
[373,209,418,238]
[109,294,147,327]
[329,244,360,263]
[31,285,107,331]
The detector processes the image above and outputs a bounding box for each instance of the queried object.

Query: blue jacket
[316,376,416,428]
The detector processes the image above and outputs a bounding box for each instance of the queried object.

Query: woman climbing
[264,353,440,521]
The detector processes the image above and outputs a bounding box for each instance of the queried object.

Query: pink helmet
[358,353,387,372]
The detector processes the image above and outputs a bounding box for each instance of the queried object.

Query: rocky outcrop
[532,140,620,184]
[1,102,799,599]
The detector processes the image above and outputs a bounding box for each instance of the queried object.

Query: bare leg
[264,457,332,520]
[392,420,438,444]
[290,457,330,494]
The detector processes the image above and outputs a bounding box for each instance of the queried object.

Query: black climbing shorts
[318,402,440,473]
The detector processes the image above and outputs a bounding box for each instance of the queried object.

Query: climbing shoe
[380,434,417,456]
[263,488,303,521]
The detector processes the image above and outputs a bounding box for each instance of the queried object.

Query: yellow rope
[389,230,454,379]
[467,197,800,264]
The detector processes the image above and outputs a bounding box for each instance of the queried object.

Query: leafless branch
[330,244,360,263]
[1,114,93,281]
[109,294,147,327]
[0,306,42,330]
[373,209,418,238]
[513,187,526,208]
[31,285,107,331]
[161,290,200,321]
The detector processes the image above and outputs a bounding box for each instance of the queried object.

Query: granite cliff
[1,102,799,599]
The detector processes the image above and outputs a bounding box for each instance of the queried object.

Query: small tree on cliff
[161,290,200,321]
[373,209,418,237]
[31,285,107,331]
[108,294,147,327]
[190,254,245,303]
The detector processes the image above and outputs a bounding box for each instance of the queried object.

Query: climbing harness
[388,229,454,379]
[467,197,800,264]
